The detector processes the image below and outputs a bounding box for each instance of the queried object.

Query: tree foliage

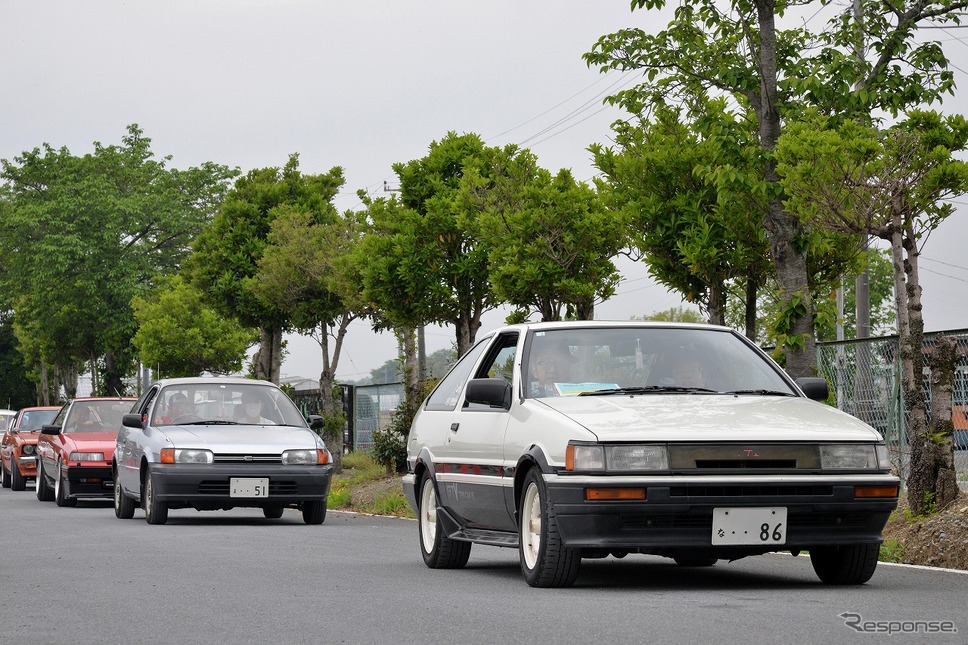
[0,124,236,395]
[131,276,255,378]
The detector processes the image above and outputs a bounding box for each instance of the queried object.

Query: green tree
[464,146,624,321]
[637,306,706,323]
[776,110,968,514]
[0,124,236,395]
[131,276,255,378]
[584,0,966,377]
[0,316,37,409]
[188,155,322,384]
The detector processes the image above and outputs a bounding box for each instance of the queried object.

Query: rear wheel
[54,460,77,507]
[263,507,284,519]
[10,461,27,491]
[1,463,10,488]
[302,500,326,525]
[519,468,580,588]
[418,472,471,568]
[36,460,54,501]
[143,470,169,525]
[114,471,136,519]
[810,543,880,584]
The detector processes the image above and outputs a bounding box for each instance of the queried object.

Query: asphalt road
[2,486,966,645]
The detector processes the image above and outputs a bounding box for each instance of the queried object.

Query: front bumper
[546,473,899,555]
[148,463,334,508]
[65,464,114,499]
[17,454,37,475]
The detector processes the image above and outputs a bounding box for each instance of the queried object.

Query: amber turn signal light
[585,488,646,501]
[854,485,899,498]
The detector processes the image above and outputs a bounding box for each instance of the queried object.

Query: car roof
[150,377,278,389]
[483,320,728,336]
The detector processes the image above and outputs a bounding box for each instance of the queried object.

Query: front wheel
[114,471,136,519]
[36,460,54,502]
[810,543,880,584]
[519,468,580,588]
[418,472,471,568]
[54,461,77,507]
[10,461,27,491]
[143,470,169,525]
[302,500,327,525]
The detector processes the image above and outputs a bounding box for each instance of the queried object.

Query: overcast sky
[4,1,968,382]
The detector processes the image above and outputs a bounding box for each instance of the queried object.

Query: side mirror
[796,377,829,402]
[40,424,61,436]
[466,378,512,410]
[307,415,325,430]
[122,413,145,429]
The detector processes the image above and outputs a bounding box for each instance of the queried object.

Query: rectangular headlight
[69,452,104,461]
[820,444,878,470]
[160,448,214,464]
[282,449,319,465]
[606,445,668,471]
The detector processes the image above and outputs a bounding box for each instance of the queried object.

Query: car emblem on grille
[743,449,760,457]
[244,455,253,461]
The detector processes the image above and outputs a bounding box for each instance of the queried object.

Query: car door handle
[450,423,459,432]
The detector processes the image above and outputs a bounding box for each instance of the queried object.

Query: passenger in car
[669,353,708,389]
[239,392,274,424]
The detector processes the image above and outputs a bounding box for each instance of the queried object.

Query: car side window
[424,337,492,412]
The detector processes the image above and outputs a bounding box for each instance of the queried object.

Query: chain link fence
[815,330,968,488]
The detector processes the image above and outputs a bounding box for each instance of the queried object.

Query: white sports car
[403,322,899,587]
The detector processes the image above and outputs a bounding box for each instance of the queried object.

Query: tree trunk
[752,0,815,378]
[254,326,284,384]
[744,278,757,340]
[401,327,421,418]
[707,282,726,326]
[927,334,960,511]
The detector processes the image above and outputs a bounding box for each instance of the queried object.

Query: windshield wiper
[178,419,240,425]
[722,389,796,397]
[579,386,718,396]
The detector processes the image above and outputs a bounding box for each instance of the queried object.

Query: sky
[3,1,968,383]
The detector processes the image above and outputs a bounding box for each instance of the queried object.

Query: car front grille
[213,454,281,464]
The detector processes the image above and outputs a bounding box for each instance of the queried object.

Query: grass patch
[879,538,906,563]
[327,451,414,517]
[372,492,411,516]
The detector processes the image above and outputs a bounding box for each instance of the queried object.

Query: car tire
[114,472,136,519]
[54,460,77,507]
[673,555,718,567]
[263,507,284,519]
[11,461,27,491]
[36,460,54,502]
[1,463,10,488]
[143,471,169,525]
[810,543,880,584]
[302,499,327,525]
[519,468,580,588]
[418,472,471,568]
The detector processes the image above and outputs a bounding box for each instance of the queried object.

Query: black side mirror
[40,424,61,436]
[307,415,325,430]
[796,377,829,401]
[466,378,512,410]
[122,413,145,429]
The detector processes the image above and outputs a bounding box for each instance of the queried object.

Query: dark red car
[36,397,136,506]
[1,406,61,490]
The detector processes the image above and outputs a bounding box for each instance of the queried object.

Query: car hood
[61,432,118,454]
[161,425,318,452]
[536,394,883,442]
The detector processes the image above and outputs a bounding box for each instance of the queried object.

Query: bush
[371,427,407,474]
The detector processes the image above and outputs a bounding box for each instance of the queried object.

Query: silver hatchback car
[114,377,333,525]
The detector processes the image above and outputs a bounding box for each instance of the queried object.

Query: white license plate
[230,478,269,498]
[712,507,787,545]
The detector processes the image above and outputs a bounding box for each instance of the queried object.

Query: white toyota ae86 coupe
[403,322,899,588]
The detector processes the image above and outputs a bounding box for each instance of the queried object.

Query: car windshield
[15,409,59,431]
[152,383,307,427]
[64,400,132,433]
[525,326,796,398]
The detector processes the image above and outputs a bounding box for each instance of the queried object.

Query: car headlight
[22,445,35,455]
[69,452,104,461]
[820,444,882,470]
[160,448,214,464]
[282,449,330,465]
[566,443,668,472]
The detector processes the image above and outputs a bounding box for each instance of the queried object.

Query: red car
[36,397,136,506]
[1,406,61,491]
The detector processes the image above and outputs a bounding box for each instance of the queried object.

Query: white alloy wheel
[419,476,438,553]
[521,480,542,570]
